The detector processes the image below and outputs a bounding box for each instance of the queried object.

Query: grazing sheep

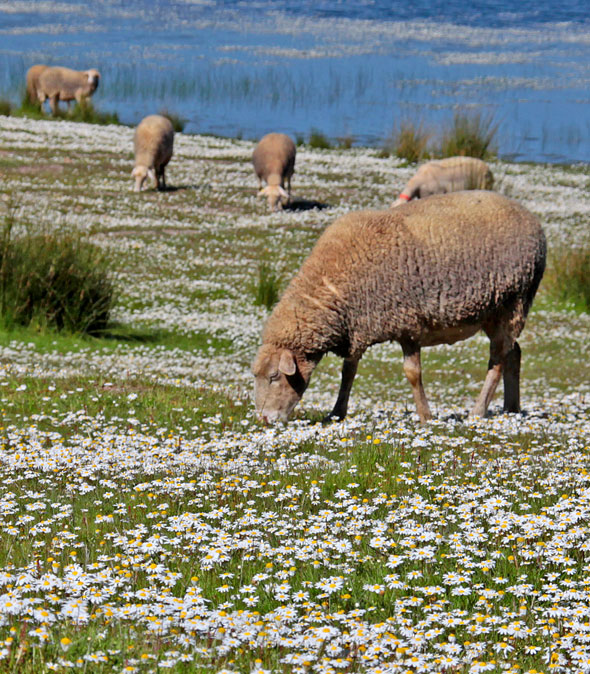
[36,66,100,115]
[252,191,545,424]
[392,156,494,207]
[25,65,48,104]
[252,133,296,211]
[132,114,174,192]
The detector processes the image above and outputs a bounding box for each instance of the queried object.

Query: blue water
[1,1,589,162]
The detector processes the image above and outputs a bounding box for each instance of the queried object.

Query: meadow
[0,114,589,673]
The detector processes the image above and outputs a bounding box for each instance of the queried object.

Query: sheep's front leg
[402,343,432,422]
[159,167,167,190]
[502,341,521,413]
[325,357,359,421]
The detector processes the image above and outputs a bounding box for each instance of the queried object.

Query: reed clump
[253,262,281,310]
[439,111,497,159]
[0,214,115,334]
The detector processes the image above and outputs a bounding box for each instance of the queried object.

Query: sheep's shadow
[285,197,331,212]
[156,184,198,193]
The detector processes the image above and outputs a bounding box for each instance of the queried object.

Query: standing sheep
[252,191,546,424]
[25,65,49,104]
[252,133,296,211]
[36,66,100,115]
[132,115,174,192]
[392,156,494,207]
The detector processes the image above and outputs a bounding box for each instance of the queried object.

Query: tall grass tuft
[254,262,281,310]
[308,129,332,150]
[544,245,590,312]
[0,99,12,116]
[383,121,431,162]
[160,109,186,133]
[439,111,497,159]
[65,100,120,125]
[0,214,116,334]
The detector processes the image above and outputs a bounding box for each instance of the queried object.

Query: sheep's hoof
[322,412,345,424]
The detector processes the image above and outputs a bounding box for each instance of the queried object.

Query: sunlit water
[1,0,589,162]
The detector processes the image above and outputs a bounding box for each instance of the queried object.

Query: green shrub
[308,129,332,149]
[439,110,497,159]
[544,245,590,312]
[160,109,186,133]
[66,100,120,125]
[0,99,12,116]
[383,121,431,163]
[254,262,281,310]
[0,215,115,334]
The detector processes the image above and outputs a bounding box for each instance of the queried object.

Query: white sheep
[252,133,296,211]
[392,156,494,207]
[36,66,100,115]
[132,115,175,192]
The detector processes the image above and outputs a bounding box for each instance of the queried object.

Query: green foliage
[7,97,120,125]
[308,128,332,149]
[253,261,281,310]
[439,110,497,159]
[0,99,11,116]
[337,134,354,149]
[65,99,120,125]
[544,244,590,312]
[160,108,186,132]
[384,120,431,163]
[0,214,116,334]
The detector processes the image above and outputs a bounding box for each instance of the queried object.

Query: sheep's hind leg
[471,329,507,418]
[325,357,359,421]
[503,341,521,413]
[401,343,432,423]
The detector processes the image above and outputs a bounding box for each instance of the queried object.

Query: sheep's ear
[278,350,296,376]
[147,168,156,180]
[278,186,288,198]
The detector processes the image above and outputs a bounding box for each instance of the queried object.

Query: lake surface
[1,0,589,162]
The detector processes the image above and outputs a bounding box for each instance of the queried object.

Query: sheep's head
[252,345,313,423]
[85,70,100,93]
[258,185,289,212]
[132,166,154,192]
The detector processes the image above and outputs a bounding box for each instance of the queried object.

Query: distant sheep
[25,65,49,104]
[252,191,545,424]
[392,156,494,207]
[132,115,174,192]
[252,133,296,211]
[36,66,100,115]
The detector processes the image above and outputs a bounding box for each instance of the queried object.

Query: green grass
[307,128,332,149]
[543,244,590,312]
[439,110,498,159]
[5,96,120,125]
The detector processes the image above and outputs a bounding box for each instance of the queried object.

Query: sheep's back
[253,133,295,180]
[134,115,174,167]
[39,67,84,97]
[281,191,545,352]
